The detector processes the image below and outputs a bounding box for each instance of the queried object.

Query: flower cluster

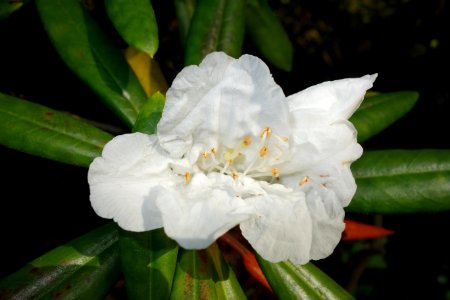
[88,52,376,264]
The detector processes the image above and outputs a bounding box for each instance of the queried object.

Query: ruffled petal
[88,133,175,231]
[239,183,314,264]
[157,52,290,162]
[287,74,377,122]
[155,172,255,249]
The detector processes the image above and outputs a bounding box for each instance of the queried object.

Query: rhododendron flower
[88,52,376,264]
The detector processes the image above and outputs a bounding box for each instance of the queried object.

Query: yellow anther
[231,171,239,180]
[299,176,310,186]
[185,172,191,184]
[202,151,209,159]
[271,167,279,177]
[260,127,272,139]
[259,146,268,157]
[281,136,289,142]
[211,147,217,155]
[242,136,252,146]
[227,159,234,165]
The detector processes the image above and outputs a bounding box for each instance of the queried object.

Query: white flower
[88,52,376,264]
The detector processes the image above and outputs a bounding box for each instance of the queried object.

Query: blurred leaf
[0,223,120,299]
[257,256,355,299]
[132,91,165,135]
[105,0,158,57]
[170,245,246,299]
[0,93,112,167]
[184,0,245,65]
[349,149,450,213]
[119,229,179,300]
[174,0,196,48]
[36,0,148,128]
[245,0,293,71]
[351,91,419,142]
[0,0,28,19]
[342,219,394,241]
[125,47,168,96]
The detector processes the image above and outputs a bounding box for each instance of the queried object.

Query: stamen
[211,147,217,155]
[259,146,268,157]
[299,176,310,186]
[231,171,239,180]
[242,136,252,146]
[271,167,279,177]
[185,172,191,184]
[202,151,209,159]
[260,127,272,139]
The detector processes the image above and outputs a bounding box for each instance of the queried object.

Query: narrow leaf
[170,245,246,299]
[0,0,28,20]
[119,229,179,300]
[349,149,450,213]
[0,223,120,299]
[36,0,148,128]
[351,91,419,142]
[105,0,159,57]
[132,91,165,135]
[245,0,293,71]
[125,47,168,97]
[174,0,196,48]
[0,93,112,167]
[257,256,355,300]
[184,0,245,66]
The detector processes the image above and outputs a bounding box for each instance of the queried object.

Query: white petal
[157,51,290,162]
[240,183,314,264]
[88,133,174,231]
[287,74,377,122]
[155,172,254,249]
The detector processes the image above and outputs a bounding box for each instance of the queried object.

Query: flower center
[196,127,290,182]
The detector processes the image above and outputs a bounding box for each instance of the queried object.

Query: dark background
[1,0,449,299]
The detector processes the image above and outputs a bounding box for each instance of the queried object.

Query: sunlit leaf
[245,0,293,71]
[0,93,112,167]
[105,0,159,57]
[0,223,120,299]
[119,229,179,300]
[184,0,245,65]
[349,149,450,213]
[257,256,355,299]
[36,0,147,128]
[351,91,419,142]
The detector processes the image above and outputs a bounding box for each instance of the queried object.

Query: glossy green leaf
[245,0,293,71]
[0,93,112,167]
[119,229,179,300]
[347,150,450,214]
[36,0,148,128]
[351,91,419,142]
[184,0,245,65]
[349,149,450,213]
[132,91,165,135]
[0,223,120,299]
[257,256,354,300]
[105,0,159,57]
[170,245,246,299]
[0,0,28,20]
[174,0,196,48]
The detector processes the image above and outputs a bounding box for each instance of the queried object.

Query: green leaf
[0,223,121,299]
[245,0,293,71]
[170,244,246,299]
[174,0,196,48]
[350,91,419,142]
[105,0,159,57]
[36,0,148,128]
[184,0,245,65]
[132,91,165,135]
[349,149,450,213]
[257,256,355,300]
[119,229,179,300]
[0,0,28,20]
[0,93,112,167]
